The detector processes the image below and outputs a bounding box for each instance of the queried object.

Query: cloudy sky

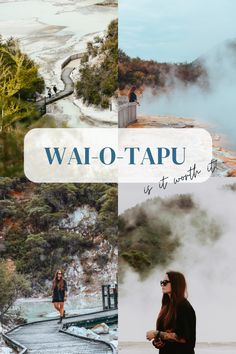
[119,0,236,62]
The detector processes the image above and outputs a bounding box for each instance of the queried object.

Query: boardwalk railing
[61,311,117,354]
[61,53,84,69]
[35,53,84,115]
[118,102,137,128]
[2,330,27,354]
[102,284,118,310]
[3,309,117,354]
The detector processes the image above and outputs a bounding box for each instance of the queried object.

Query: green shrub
[0,260,30,322]
[0,181,117,290]
[76,20,117,108]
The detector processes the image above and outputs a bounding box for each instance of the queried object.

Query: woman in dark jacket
[52,270,68,324]
[146,271,196,354]
[128,86,140,105]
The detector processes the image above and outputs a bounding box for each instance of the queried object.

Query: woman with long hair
[146,271,196,354]
[52,270,68,324]
[128,86,140,105]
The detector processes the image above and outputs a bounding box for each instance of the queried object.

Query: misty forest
[119,41,236,176]
[119,181,236,348]
[118,49,207,90]
[119,194,222,279]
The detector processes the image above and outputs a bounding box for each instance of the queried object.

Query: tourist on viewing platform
[128,86,140,105]
[146,271,196,354]
[52,270,68,324]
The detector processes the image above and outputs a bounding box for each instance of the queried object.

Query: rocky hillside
[0,179,117,296]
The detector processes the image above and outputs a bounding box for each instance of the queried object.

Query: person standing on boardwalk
[52,270,68,324]
[48,87,52,98]
[128,86,140,105]
[53,85,58,96]
[146,271,196,354]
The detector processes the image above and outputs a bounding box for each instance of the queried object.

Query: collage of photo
[0,0,236,353]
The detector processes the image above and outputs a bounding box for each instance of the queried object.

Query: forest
[76,20,118,108]
[118,50,207,91]
[119,194,221,279]
[0,36,44,132]
[0,36,45,177]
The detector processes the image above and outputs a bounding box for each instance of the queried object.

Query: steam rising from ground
[119,180,236,343]
[140,41,236,148]
[119,195,221,279]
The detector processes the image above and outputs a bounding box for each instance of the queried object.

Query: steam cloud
[119,180,236,343]
[140,41,236,148]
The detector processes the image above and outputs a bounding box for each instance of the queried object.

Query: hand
[146,330,157,341]
[152,339,165,349]
[64,296,67,302]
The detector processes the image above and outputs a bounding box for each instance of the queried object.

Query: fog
[139,41,236,149]
[119,179,236,343]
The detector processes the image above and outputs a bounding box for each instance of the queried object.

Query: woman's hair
[52,270,65,290]
[128,86,137,99]
[156,271,187,330]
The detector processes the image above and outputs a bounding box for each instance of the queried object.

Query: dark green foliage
[0,178,15,199]
[119,206,179,277]
[119,194,221,279]
[0,200,17,219]
[76,20,118,108]
[98,186,118,244]
[0,131,24,177]
[122,250,151,270]
[0,260,30,322]
[0,36,45,176]
[0,36,45,131]
[162,194,195,210]
[0,180,117,290]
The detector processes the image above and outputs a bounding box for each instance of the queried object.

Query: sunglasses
[160,280,171,286]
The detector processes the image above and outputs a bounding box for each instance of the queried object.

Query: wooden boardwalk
[35,66,75,114]
[5,310,117,354]
[35,53,84,114]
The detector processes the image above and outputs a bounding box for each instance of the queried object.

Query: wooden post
[102,285,107,310]
[102,284,118,310]
[107,285,111,309]
[113,284,118,309]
